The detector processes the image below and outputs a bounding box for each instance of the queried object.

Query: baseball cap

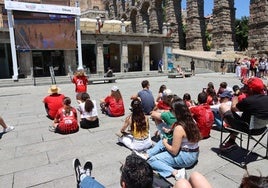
[111,85,119,91]
[244,77,264,94]
[163,89,173,96]
[219,91,232,99]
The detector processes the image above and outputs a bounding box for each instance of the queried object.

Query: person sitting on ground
[0,116,14,133]
[183,93,195,107]
[100,86,125,117]
[176,65,185,78]
[104,67,114,77]
[117,99,152,151]
[220,77,268,151]
[43,85,65,120]
[205,87,218,105]
[153,89,173,112]
[72,69,88,98]
[135,99,201,181]
[73,153,153,188]
[49,97,79,134]
[77,92,99,129]
[174,171,212,188]
[210,90,233,129]
[190,92,214,139]
[216,82,232,97]
[131,80,155,115]
[155,84,167,103]
[151,95,178,140]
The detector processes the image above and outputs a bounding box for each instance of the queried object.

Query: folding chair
[219,114,268,167]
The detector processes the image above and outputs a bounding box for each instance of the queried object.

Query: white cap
[111,85,119,91]
[163,89,172,96]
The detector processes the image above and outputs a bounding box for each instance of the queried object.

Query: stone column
[143,41,150,71]
[121,41,128,72]
[64,50,76,74]
[212,0,236,51]
[186,0,205,50]
[248,0,268,56]
[19,51,32,77]
[96,41,104,75]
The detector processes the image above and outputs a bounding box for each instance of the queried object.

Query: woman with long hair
[100,86,125,117]
[117,99,152,151]
[50,97,79,134]
[136,99,201,180]
[77,92,99,129]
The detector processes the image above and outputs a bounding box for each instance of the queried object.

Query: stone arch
[139,1,151,31]
[130,8,138,33]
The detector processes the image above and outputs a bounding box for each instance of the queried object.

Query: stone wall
[248,0,268,57]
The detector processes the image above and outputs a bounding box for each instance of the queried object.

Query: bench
[88,76,117,84]
[167,67,192,78]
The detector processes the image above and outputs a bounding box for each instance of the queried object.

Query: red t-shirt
[55,107,78,134]
[157,100,170,110]
[190,104,214,138]
[72,76,88,93]
[104,96,125,117]
[43,94,65,119]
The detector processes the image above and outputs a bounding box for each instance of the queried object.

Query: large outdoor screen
[13,11,76,50]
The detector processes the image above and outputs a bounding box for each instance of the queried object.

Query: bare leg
[0,116,8,129]
[189,172,212,188]
[173,179,192,188]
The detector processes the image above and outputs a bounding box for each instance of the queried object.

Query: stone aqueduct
[94,0,268,56]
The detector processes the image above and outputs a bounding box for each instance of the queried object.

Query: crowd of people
[39,67,268,187]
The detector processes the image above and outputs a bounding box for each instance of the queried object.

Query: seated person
[100,86,125,117]
[176,65,185,78]
[135,99,201,180]
[49,97,79,134]
[190,92,214,139]
[117,99,152,151]
[155,84,167,103]
[183,93,195,107]
[77,92,99,129]
[43,85,65,120]
[220,77,268,151]
[131,80,155,115]
[73,153,153,188]
[153,89,173,112]
[104,67,114,77]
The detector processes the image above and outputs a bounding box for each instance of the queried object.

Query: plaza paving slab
[0,73,267,188]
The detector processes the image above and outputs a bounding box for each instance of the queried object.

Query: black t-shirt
[236,94,268,123]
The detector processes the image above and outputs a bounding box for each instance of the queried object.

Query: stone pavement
[0,73,267,188]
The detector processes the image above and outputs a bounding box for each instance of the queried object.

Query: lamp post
[75,0,83,70]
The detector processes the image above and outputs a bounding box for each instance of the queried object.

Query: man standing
[190,58,195,76]
[158,58,163,73]
[131,80,155,115]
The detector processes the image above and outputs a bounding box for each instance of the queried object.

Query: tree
[235,16,248,51]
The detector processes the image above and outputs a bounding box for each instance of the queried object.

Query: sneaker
[84,161,93,176]
[3,126,14,133]
[220,140,237,151]
[133,150,149,160]
[73,158,85,184]
[175,168,186,181]
[49,126,56,132]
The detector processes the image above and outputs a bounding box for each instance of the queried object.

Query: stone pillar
[96,41,104,75]
[143,20,148,33]
[212,0,236,51]
[121,41,128,72]
[64,50,76,74]
[19,52,32,77]
[143,41,150,71]
[186,0,205,50]
[149,6,159,33]
[165,0,180,48]
[248,0,268,56]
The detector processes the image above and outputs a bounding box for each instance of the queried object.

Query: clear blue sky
[181,0,250,19]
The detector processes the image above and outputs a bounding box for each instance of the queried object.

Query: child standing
[72,69,88,97]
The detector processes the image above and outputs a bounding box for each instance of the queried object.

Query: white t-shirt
[78,100,98,118]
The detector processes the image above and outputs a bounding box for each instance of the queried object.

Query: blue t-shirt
[138,89,155,115]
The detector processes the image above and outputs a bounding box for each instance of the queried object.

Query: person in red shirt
[43,85,65,120]
[190,92,214,139]
[49,97,79,134]
[100,86,125,117]
[72,69,88,96]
